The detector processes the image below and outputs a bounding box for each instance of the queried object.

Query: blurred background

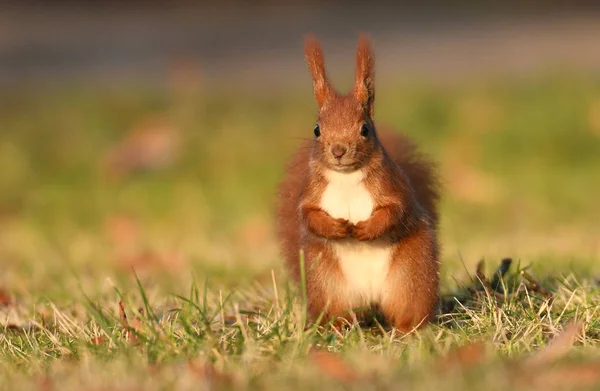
[1,2,600,300]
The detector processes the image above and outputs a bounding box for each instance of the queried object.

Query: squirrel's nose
[331,143,347,159]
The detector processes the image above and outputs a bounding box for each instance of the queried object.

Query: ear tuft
[304,34,333,109]
[354,34,375,116]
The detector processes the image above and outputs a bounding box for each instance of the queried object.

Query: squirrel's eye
[360,124,369,137]
[314,124,321,137]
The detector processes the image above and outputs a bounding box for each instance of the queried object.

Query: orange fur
[276,34,440,332]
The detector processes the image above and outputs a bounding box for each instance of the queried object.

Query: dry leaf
[2,324,23,332]
[104,214,139,247]
[188,359,235,388]
[525,321,584,367]
[36,309,54,328]
[441,134,502,204]
[118,299,129,327]
[117,251,162,271]
[443,161,501,204]
[1,323,37,333]
[90,336,107,345]
[118,299,140,344]
[309,349,359,383]
[436,341,486,372]
[37,375,55,391]
[235,216,271,251]
[515,361,600,391]
[0,288,12,307]
[103,115,180,180]
[116,250,184,274]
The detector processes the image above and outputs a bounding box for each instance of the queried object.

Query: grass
[1,72,600,390]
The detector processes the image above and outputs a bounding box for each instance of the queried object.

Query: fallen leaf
[115,251,184,274]
[235,216,272,251]
[1,323,38,333]
[119,299,140,344]
[90,336,107,345]
[37,375,55,391]
[525,321,584,367]
[188,358,235,388]
[104,214,140,247]
[0,288,12,306]
[436,341,486,372]
[36,309,53,328]
[214,313,240,326]
[117,251,162,271]
[441,134,502,204]
[443,160,501,204]
[309,348,359,383]
[118,299,129,326]
[103,115,180,180]
[514,361,600,391]
[2,324,23,332]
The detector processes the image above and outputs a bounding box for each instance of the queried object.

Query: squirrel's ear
[304,34,333,109]
[353,34,375,117]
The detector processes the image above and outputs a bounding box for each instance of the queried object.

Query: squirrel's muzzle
[331,143,348,159]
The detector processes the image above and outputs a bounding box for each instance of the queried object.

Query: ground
[1,73,600,390]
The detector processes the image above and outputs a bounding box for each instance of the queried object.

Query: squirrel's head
[304,34,378,173]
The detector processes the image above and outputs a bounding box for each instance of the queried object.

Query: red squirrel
[276,35,440,332]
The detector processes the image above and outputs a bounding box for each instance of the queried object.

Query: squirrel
[276,34,440,333]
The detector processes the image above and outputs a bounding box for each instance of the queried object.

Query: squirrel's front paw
[328,218,351,239]
[351,220,377,241]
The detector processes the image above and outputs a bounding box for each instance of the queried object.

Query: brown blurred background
[3,3,600,88]
[1,2,600,296]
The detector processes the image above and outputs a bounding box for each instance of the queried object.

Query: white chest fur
[320,169,373,224]
[319,170,393,304]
